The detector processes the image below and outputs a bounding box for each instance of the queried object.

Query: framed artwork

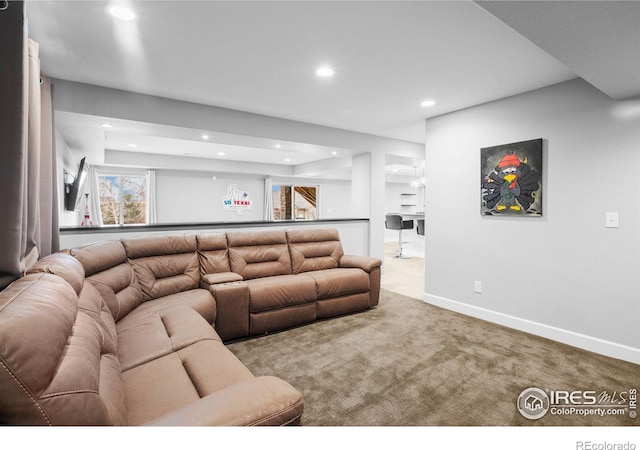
[481,138,542,216]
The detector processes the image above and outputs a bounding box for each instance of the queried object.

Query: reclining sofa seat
[226,229,319,336]
[207,227,382,340]
[287,228,379,318]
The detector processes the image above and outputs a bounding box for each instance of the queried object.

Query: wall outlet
[474,280,482,294]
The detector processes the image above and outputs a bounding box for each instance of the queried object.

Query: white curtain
[87,166,103,226]
[264,177,273,221]
[146,170,157,224]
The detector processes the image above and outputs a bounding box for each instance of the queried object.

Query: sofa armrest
[340,255,382,308]
[209,281,250,341]
[339,255,382,273]
[145,376,303,426]
[201,272,243,288]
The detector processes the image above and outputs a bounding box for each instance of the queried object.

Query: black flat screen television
[64,157,89,211]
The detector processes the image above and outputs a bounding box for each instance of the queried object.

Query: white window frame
[272,184,320,221]
[97,170,149,226]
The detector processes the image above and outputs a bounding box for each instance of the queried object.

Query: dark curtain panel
[0,2,59,290]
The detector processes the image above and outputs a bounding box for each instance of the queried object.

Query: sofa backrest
[197,232,232,276]
[122,234,200,301]
[71,240,144,322]
[26,252,85,295]
[0,272,125,425]
[227,230,292,280]
[286,228,345,274]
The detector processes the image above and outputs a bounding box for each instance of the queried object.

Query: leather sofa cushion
[72,240,144,321]
[122,233,198,259]
[71,239,128,276]
[286,228,344,274]
[227,230,292,280]
[86,260,144,322]
[0,273,77,424]
[117,288,216,325]
[123,234,200,301]
[246,274,317,313]
[197,232,232,275]
[145,376,304,426]
[70,281,126,425]
[116,305,221,372]
[0,273,126,425]
[122,339,254,425]
[300,268,370,299]
[202,271,243,285]
[26,252,85,295]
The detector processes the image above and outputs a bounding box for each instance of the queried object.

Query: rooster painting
[481,139,542,216]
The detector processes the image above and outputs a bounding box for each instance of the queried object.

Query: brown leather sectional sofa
[0,227,382,426]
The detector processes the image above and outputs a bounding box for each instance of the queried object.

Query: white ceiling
[24,1,640,178]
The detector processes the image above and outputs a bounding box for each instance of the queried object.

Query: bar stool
[416,219,425,236]
[385,214,414,258]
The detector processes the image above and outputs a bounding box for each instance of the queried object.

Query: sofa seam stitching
[0,359,52,425]
[41,388,100,398]
[248,398,304,426]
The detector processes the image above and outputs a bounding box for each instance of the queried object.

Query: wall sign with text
[221,184,252,214]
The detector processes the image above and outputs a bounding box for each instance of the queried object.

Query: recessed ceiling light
[101,123,113,128]
[284,158,292,162]
[274,144,282,149]
[315,66,335,78]
[107,5,136,21]
[201,134,209,140]
[217,152,225,156]
[420,99,436,107]
[332,151,337,156]
[128,143,138,147]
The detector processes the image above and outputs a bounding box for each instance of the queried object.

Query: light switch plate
[605,212,619,228]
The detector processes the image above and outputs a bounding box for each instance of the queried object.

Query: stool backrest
[385,214,403,230]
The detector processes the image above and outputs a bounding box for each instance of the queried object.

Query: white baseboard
[423,293,640,365]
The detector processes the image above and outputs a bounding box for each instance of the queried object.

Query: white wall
[156,171,264,223]
[155,169,352,224]
[424,79,640,362]
[317,180,351,219]
[385,182,424,214]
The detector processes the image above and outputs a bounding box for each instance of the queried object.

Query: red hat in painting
[498,152,520,168]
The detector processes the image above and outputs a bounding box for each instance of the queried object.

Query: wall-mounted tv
[64,157,89,211]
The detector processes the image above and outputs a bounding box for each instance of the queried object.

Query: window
[272,185,318,221]
[98,173,148,225]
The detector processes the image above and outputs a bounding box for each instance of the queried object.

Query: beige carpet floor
[227,289,638,426]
